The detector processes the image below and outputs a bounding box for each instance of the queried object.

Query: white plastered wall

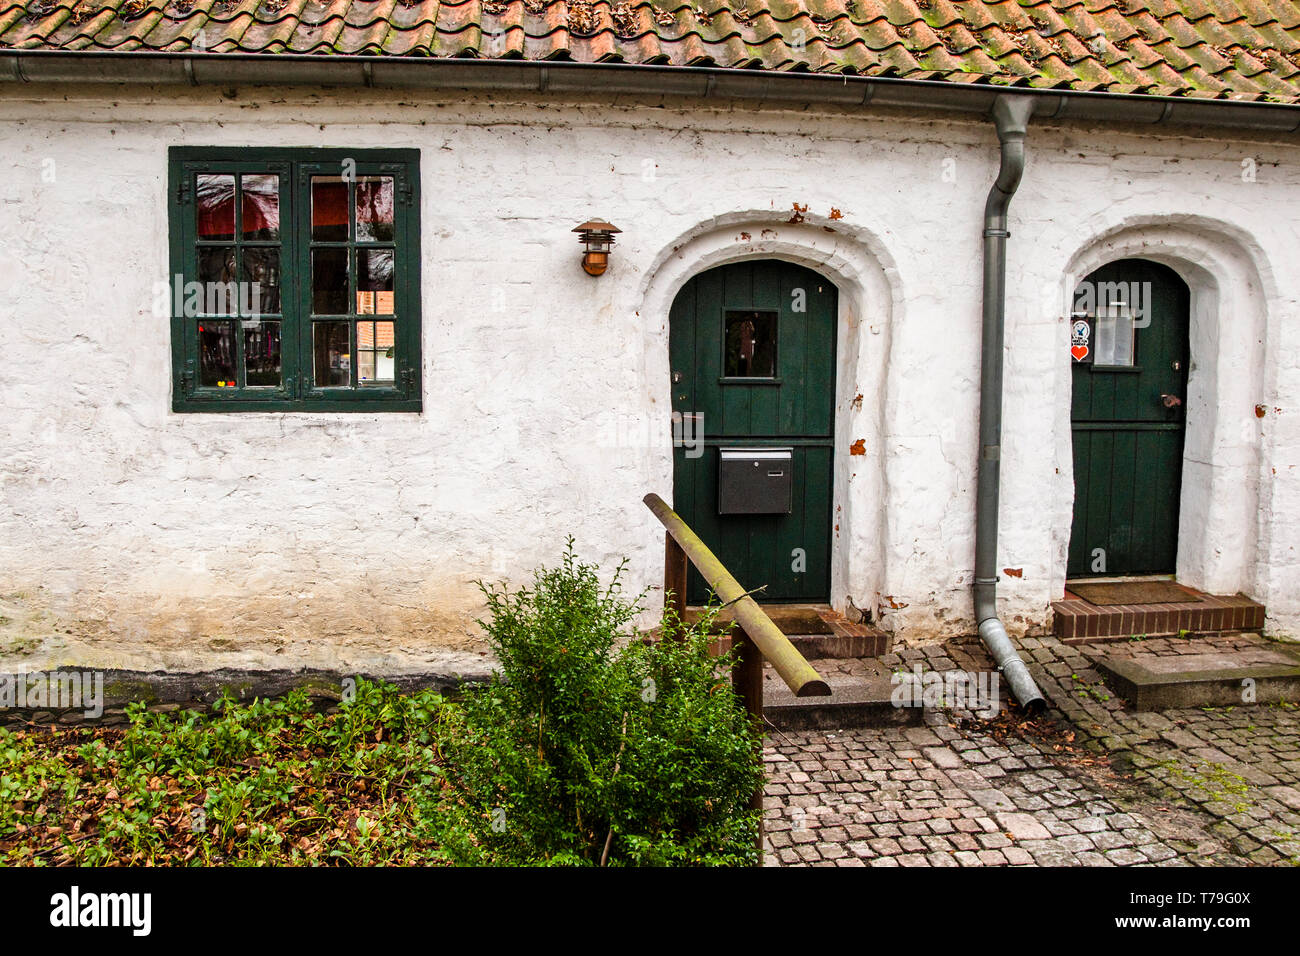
[0,83,1296,677]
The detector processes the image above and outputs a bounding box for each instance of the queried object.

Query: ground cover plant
[0,680,443,865]
[0,542,763,866]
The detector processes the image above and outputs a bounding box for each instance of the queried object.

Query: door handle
[1160,393,1182,409]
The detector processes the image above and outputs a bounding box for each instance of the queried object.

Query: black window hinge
[381,164,413,207]
[400,365,417,397]
[180,362,196,396]
[176,177,191,205]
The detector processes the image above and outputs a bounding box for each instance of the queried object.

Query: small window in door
[724,310,777,378]
[1093,304,1136,366]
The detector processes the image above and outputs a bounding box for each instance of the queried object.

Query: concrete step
[761,662,923,731]
[1096,643,1300,710]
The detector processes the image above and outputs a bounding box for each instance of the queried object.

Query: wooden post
[663,530,688,636]
[732,628,766,859]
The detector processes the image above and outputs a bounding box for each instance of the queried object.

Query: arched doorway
[1067,259,1191,578]
[669,259,838,603]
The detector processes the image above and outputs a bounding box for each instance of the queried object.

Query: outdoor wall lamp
[573,218,621,276]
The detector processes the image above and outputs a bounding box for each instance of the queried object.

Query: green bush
[423,541,764,866]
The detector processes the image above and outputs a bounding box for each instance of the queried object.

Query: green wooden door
[1068,259,1190,577]
[670,261,837,603]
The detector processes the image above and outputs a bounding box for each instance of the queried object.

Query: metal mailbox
[718,447,794,515]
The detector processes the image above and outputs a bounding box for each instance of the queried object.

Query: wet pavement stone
[763,633,1300,866]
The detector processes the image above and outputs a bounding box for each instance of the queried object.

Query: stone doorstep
[1096,646,1300,711]
[1052,590,1265,642]
[762,663,922,732]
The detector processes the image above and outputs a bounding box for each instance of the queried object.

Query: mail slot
[718,447,793,515]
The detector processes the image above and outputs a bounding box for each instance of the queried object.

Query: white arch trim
[637,211,902,619]
[1054,215,1273,606]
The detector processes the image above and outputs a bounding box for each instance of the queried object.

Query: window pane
[198,321,237,387]
[197,247,237,315]
[356,176,394,242]
[725,310,777,378]
[1094,306,1135,366]
[198,246,236,284]
[241,248,281,316]
[313,321,350,387]
[240,174,280,240]
[312,248,349,315]
[357,248,394,315]
[358,349,376,384]
[356,321,395,385]
[243,321,281,388]
[197,174,235,240]
[375,321,395,382]
[311,176,349,242]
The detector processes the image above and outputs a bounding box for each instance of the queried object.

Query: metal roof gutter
[3,50,1300,133]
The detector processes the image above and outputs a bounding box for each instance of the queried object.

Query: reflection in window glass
[198,247,236,285]
[724,310,778,378]
[197,174,235,240]
[240,248,281,317]
[356,249,395,314]
[357,321,395,385]
[1093,306,1136,366]
[312,248,349,315]
[356,177,395,242]
[240,174,280,240]
[198,321,237,387]
[311,176,349,242]
[313,321,350,387]
[244,321,282,388]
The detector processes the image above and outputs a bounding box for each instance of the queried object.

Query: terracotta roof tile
[3,0,1300,102]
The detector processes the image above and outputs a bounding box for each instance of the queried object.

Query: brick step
[1095,642,1300,711]
[682,603,889,658]
[1052,585,1264,643]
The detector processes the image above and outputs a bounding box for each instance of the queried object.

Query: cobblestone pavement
[763,633,1300,866]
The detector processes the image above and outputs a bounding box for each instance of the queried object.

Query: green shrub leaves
[423,540,763,866]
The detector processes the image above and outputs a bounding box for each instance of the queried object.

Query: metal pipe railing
[644,492,830,861]
[643,493,831,699]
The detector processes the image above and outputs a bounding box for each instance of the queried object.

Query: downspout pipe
[976,95,1046,715]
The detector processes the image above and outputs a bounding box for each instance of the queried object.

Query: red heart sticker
[1071,344,1089,361]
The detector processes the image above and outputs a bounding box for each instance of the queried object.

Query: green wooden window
[168,148,421,412]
